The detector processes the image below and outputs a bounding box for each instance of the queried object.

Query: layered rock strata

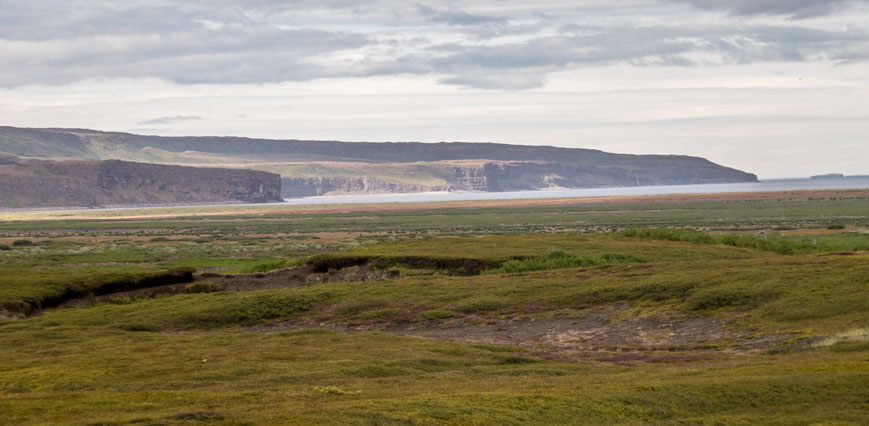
[0,157,282,208]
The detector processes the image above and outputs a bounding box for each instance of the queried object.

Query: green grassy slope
[0,236,867,424]
[0,325,866,425]
[0,194,867,424]
[0,126,754,174]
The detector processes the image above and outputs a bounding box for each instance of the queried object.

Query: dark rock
[0,157,282,209]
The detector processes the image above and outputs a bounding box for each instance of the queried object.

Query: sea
[7,177,868,213]
[280,177,869,206]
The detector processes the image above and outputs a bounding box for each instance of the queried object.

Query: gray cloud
[138,115,204,125]
[1,0,868,90]
[416,4,507,26]
[671,0,868,19]
[426,24,869,89]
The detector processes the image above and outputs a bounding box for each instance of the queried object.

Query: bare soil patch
[251,305,795,363]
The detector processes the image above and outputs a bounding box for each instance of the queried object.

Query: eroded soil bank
[248,304,798,364]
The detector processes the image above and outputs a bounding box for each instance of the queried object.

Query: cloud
[0,0,868,90]
[138,115,204,125]
[670,0,868,19]
[416,4,507,26]
[426,24,869,89]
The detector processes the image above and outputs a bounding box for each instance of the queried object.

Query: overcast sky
[2,0,868,178]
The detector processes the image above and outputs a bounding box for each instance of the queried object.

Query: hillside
[0,126,758,198]
[0,156,282,209]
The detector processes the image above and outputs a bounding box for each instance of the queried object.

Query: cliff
[282,177,448,198]
[281,161,758,197]
[0,126,760,200]
[0,157,282,209]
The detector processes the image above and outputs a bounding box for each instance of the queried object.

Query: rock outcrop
[282,177,447,198]
[281,161,758,197]
[0,157,282,209]
[0,126,761,201]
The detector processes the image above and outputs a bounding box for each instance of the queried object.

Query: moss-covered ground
[0,192,867,425]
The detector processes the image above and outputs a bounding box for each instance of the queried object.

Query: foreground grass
[19,238,868,337]
[0,323,866,425]
[0,194,867,425]
[0,320,869,425]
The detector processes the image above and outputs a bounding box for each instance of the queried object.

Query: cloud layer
[672,0,868,19]
[138,115,203,125]
[1,0,868,90]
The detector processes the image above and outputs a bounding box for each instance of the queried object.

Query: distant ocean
[12,177,868,213]
[280,177,869,206]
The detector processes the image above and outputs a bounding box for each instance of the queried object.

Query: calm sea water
[11,177,867,213]
[280,177,869,206]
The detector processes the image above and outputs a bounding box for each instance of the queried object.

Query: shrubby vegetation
[489,250,645,274]
[620,228,817,254]
[184,282,225,294]
[0,193,867,424]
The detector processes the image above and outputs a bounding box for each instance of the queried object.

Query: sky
[2,0,868,178]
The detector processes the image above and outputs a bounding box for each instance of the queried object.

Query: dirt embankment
[251,304,797,363]
[56,263,398,308]
[2,268,195,320]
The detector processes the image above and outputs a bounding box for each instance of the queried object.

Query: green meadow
[0,192,867,425]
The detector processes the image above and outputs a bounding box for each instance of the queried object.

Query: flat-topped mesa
[0,157,282,209]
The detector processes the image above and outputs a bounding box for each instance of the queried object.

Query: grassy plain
[0,190,868,425]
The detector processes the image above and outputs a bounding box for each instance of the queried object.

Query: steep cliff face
[279,161,757,198]
[480,161,757,191]
[0,126,761,200]
[0,157,282,209]
[282,177,447,198]
[449,166,489,191]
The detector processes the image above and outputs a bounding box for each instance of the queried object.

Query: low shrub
[454,299,507,314]
[827,341,869,352]
[358,308,401,320]
[489,251,645,274]
[177,294,317,328]
[827,223,847,230]
[121,323,161,332]
[683,288,777,311]
[333,300,386,316]
[12,239,33,246]
[184,282,225,294]
[620,228,815,255]
[576,282,697,305]
[420,309,455,320]
[0,244,10,251]
[497,355,541,365]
